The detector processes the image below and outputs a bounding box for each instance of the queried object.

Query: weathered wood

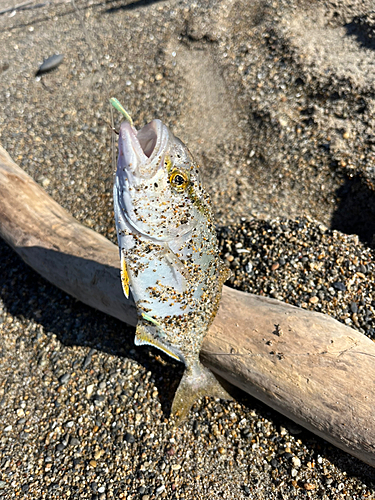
[0,145,374,467]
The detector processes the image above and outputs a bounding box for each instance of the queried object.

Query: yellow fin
[135,324,181,362]
[121,256,130,299]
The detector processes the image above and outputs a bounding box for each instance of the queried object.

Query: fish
[111,98,231,423]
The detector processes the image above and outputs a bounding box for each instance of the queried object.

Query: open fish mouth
[119,119,169,179]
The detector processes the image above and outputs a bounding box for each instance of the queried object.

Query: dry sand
[0,0,374,498]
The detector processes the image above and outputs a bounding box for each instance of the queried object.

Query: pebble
[59,373,70,385]
[333,281,346,291]
[86,384,95,397]
[82,348,96,369]
[350,302,358,314]
[304,483,316,490]
[245,262,253,273]
[292,456,301,468]
[35,53,64,75]
[135,413,142,424]
[125,432,135,443]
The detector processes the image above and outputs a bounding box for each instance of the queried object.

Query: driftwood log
[0,145,374,467]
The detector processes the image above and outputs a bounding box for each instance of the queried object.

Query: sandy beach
[0,0,374,498]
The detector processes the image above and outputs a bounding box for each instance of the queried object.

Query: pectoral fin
[163,245,191,281]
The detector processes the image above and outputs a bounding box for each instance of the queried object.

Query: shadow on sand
[331,174,375,247]
[345,15,375,51]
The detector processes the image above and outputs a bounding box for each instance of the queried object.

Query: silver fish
[112,99,231,422]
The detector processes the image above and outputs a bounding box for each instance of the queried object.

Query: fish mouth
[118,119,169,178]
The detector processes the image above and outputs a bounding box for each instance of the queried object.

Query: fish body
[113,106,230,422]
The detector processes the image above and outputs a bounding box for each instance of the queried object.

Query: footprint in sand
[166,42,242,155]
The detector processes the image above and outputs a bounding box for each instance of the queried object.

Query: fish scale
[112,99,231,423]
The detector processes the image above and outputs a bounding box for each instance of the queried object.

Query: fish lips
[118,119,169,179]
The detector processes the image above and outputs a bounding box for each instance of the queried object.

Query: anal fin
[135,323,181,362]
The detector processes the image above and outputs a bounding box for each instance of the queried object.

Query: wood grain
[0,145,374,466]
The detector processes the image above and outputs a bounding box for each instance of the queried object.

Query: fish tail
[171,362,231,425]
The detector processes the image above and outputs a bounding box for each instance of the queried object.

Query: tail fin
[171,362,231,425]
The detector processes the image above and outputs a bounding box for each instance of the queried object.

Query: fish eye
[173,174,185,185]
[169,169,189,192]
